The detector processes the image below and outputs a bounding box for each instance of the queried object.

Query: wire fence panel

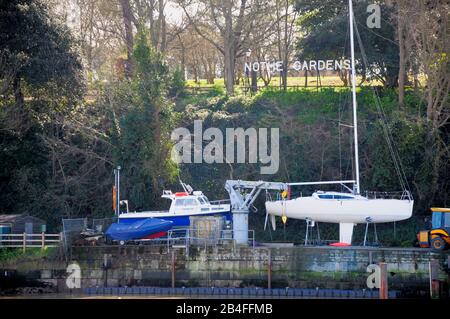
[189,216,225,246]
[92,217,117,233]
[62,218,87,257]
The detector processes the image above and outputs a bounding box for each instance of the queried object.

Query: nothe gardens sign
[244,59,351,73]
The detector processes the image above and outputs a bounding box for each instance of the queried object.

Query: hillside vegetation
[174,88,447,245]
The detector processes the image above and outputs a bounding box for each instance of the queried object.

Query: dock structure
[2,244,446,298]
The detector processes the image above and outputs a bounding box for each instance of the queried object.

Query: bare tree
[403,1,449,130]
[275,0,298,90]
[168,24,219,83]
[177,0,280,95]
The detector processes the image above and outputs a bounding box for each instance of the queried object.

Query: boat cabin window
[201,196,210,204]
[318,194,354,200]
[183,198,198,206]
[174,198,186,206]
[198,197,205,204]
[175,198,199,206]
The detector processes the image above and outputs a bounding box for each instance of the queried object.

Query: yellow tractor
[418,208,450,251]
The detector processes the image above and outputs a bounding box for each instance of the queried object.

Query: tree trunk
[224,43,235,95]
[281,68,287,91]
[223,2,235,95]
[251,70,258,93]
[119,0,134,77]
[338,69,348,86]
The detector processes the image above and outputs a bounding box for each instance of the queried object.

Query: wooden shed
[0,214,46,234]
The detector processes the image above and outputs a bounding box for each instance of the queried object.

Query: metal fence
[105,227,256,256]
[61,216,256,256]
[62,218,87,257]
[92,217,117,233]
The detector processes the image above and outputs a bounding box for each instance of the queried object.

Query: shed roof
[0,214,22,223]
[0,214,44,223]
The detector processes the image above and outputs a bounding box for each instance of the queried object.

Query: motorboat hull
[105,218,173,241]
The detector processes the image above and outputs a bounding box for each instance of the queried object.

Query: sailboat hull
[265,197,413,224]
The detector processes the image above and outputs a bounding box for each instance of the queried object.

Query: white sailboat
[265,0,414,244]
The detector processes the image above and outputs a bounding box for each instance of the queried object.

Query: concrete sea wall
[0,245,446,294]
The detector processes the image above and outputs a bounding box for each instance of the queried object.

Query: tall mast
[349,0,360,194]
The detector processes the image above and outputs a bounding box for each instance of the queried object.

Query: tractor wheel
[431,237,447,251]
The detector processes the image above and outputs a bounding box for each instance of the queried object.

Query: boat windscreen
[202,196,210,204]
[184,198,197,206]
[175,198,186,206]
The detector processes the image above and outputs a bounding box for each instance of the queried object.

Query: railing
[365,191,413,200]
[104,227,256,255]
[209,199,231,205]
[0,233,62,252]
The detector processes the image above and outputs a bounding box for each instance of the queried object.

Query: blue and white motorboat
[118,186,231,227]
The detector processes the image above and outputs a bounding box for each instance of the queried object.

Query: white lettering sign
[244,59,351,74]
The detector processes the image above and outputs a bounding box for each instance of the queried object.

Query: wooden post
[171,250,176,289]
[23,232,26,253]
[103,254,109,288]
[379,262,388,299]
[41,232,45,250]
[429,259,440,299]
[267,249,272,289]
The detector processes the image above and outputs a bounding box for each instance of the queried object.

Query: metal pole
[117,166,121,216]
[379,262,388,299]
[267,249,272,289]
[114,169,118,216]
[364,222,369,246]
[305,221,309,246]
[348,0,360,194]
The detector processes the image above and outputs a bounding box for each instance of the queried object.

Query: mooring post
[171,250,176,289]
[22,232,26,253]
[103,254,109,288]
[267,249,272,289]
[448,257,450,294]
[429,259,440,299]
[379,262,388,299]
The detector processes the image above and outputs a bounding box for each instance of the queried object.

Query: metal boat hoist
[225,179,359,245]
[225,180,287,245]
